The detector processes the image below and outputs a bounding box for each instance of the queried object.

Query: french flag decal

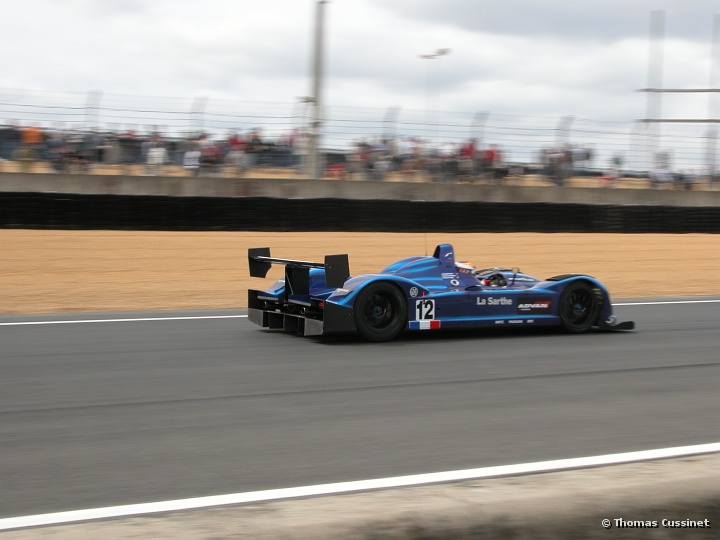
[409,320,442,330]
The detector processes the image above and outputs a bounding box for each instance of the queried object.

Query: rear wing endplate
[248,248,350,290]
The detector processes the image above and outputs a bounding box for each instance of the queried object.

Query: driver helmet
[455,260,476,275]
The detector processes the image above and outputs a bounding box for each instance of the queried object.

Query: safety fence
[2,193,718,233]
[1,88,718,176]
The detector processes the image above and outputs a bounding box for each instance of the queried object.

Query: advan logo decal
[517,299,553,314]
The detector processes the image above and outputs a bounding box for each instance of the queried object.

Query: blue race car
[248,244,634,342]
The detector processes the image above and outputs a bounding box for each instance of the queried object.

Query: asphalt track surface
[1,298,719,520]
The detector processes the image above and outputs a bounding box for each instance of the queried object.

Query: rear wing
[248,248,350,291]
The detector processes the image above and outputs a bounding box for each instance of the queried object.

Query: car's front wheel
[559,281,600,333]
[353,282,407,342]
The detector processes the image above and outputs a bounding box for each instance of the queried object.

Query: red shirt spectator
[459,140,476,160]
[482,147,496,165]
[228,132,246,151]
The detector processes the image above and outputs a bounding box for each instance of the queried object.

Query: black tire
[353,282,407,342]
[558,281,600,334]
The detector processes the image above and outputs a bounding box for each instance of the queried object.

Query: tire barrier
[1,192,719,233]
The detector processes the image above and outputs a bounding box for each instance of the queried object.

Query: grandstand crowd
[0,121,713,189]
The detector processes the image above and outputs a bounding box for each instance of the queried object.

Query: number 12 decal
[415,299,435,320]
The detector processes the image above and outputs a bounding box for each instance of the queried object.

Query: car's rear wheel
[353,282,407,342]
[559,281,599,333]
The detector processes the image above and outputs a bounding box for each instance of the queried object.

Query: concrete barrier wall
[2,172,720,207]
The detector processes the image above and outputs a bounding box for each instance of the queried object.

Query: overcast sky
[1,1,719,126]
[0,0,720,168]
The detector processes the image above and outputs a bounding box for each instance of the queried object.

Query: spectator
[355,140,373,180]
[140,137,155,164]
[650,151,675,189]
[200,142,222,175]
[183,144,201,176]
[224,146,246,176]
[459,138,477,178]
[118,130,142,172]
[13,144,39,172]
[372,153,391,181]
[546,147,570,186]
[0,121,21,161]
[481,144,504,183]
[649,166,675,189]
[223,131,246,176]
[292,131,309,172]
[395,136,414,174]
[146,143,169,175]
[601,155,623,187]
[22,124,44,148]
[244,129,263,170]
[480,145,496,176]
[103,136,123,168]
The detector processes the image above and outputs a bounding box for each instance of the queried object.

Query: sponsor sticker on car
[477,297,513,306]
[517,299,553,314]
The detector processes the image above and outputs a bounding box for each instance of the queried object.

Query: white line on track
[0,315,248,326]
[1,442,719,531]
[614,299,720,306]
[0,299,717,327]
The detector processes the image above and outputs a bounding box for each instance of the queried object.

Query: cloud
[370,0,720,43]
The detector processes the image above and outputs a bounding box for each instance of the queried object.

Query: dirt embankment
[2,231,718,314]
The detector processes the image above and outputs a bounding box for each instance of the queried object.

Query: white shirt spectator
[146,145,169,175]
[147,146,169,165]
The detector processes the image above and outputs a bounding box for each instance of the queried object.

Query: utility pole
[85,90,103,131]
[639,12,720,178]
[645,10,665,170]
[307,1,329,180]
